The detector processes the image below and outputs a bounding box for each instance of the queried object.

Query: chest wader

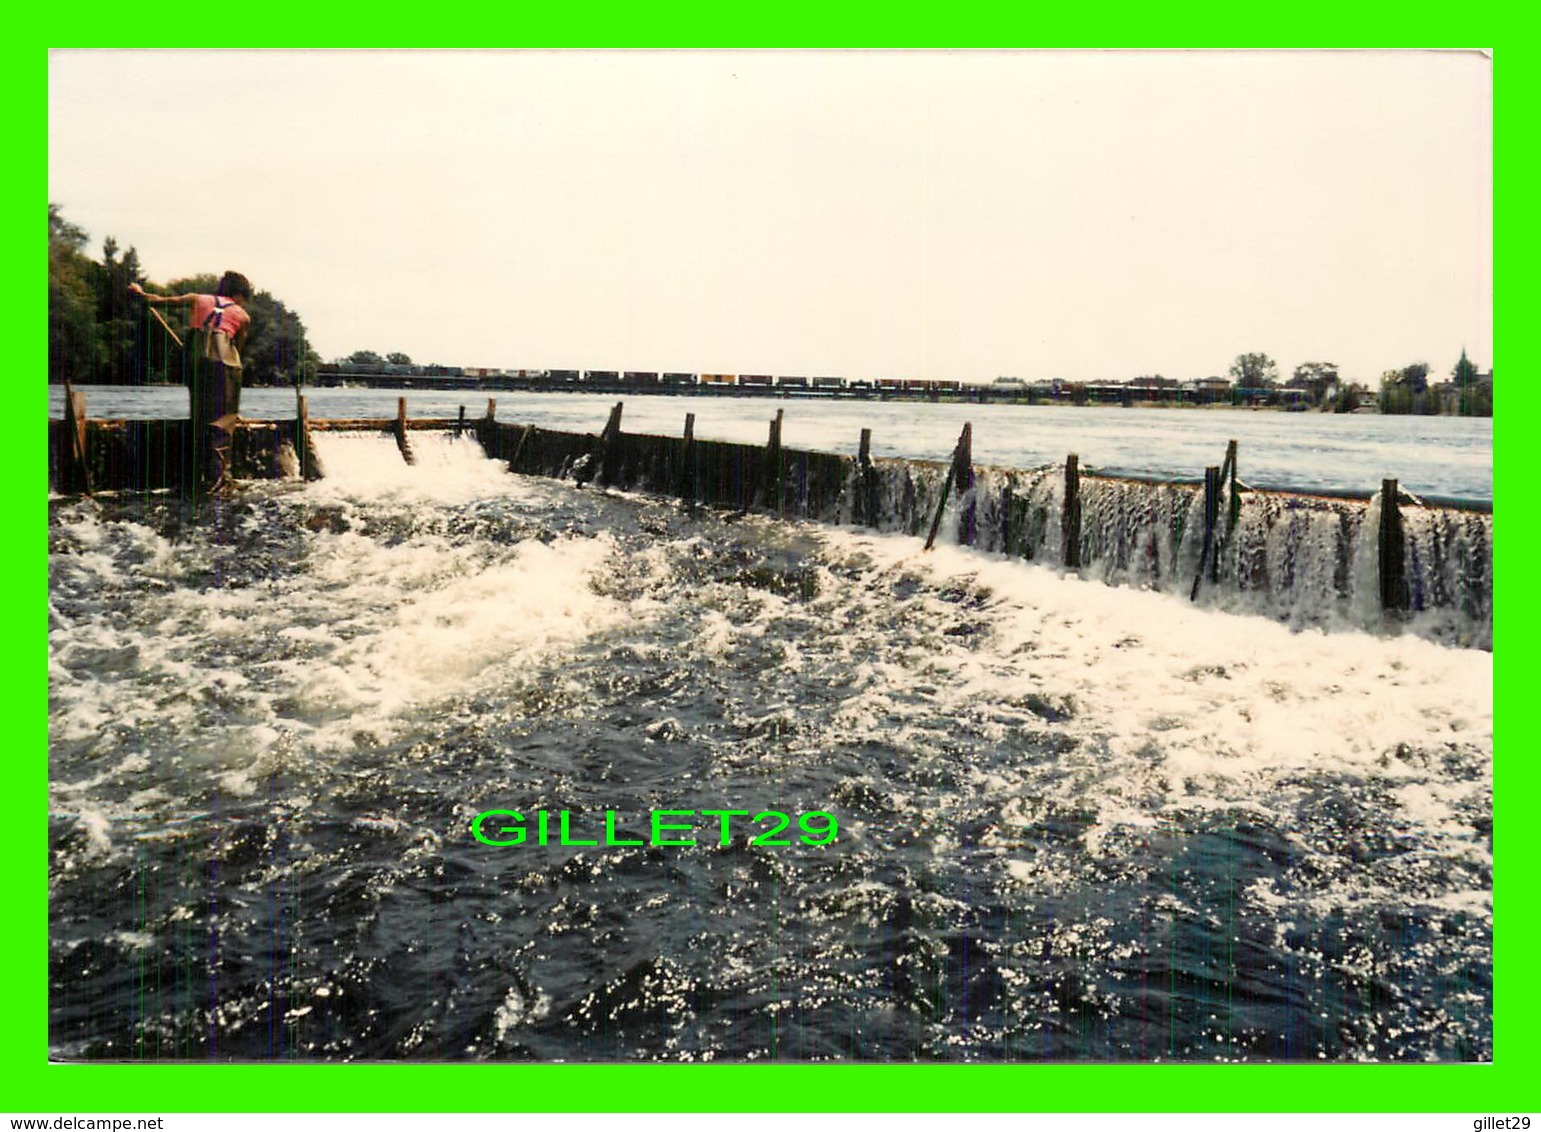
[185,299,243,496]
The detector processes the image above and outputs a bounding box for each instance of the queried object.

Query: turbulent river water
[48,432,1493,1062]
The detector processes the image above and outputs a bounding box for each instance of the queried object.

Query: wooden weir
[50,392,1488,615]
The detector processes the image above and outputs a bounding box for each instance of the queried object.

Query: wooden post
[1062,454,1081,568]
[598,401,623,486]
[924,424,972,551]
[294,390,320,481]
[1206,465,1221,583]
[395,396,415,464]
[455,404,466,439]
[1223,439,1240,534]
[763,409,784,511]
[1001,483,1014,555]
[955,421,974,547]
[1379,478,1408,612]
[858,427,878,528]
[680,412,696,501]
[62,382,91,495]
[1190,465,1221,600]
[485,398,497,421]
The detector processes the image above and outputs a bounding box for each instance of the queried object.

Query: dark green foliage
[49,205,96,383]
[1379,354,1490,417]
[1291,361,1340,407]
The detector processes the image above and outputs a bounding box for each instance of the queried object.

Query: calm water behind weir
[49,385,1494,503]
[48,433,1492,1061]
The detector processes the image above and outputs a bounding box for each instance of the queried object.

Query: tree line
[48,205,320,387]
[1224,351,1490,416]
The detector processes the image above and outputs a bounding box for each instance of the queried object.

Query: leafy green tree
[346,350,384,368]
[1452,349,1479,389]
[1228,352,1278,388]
[242,292,319,385]
[48,205,96,383]
[96,236,155,383]
[1291,361,1339,406]
[386,352,413,366]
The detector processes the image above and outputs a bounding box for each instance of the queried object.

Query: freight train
[312,364,967,395]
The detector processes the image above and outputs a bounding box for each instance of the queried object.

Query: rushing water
[48,385,1494,503]
[48,433,1492,1061]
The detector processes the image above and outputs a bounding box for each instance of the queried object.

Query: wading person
[130,271,253,494]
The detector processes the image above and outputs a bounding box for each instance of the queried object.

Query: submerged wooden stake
[1062,454,1081,568]
[395,397,415,464]
[763,409,784,511]
[955,421,975,547]
[455,405,466,438]
[1379,478,1408,612]
[680,413,696,501]
[1223,439,1240,533]
[597,401,624,486]
[603,401,624,442]
[857,428,878,527]
[1190,465,1221,600]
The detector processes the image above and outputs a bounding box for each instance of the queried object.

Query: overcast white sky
[48,49,1491,384]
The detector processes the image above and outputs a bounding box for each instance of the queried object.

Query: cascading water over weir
[49,395,1492,649]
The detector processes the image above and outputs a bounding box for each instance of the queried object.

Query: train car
[811,376,845,390]
[661,372,696,386]
[901,379,931,392]
[624,371,661,387]
[932,380,961,393]
[584,370,621,385]
[848,379,874,391]
[776,375,809,389]
[548,369,580,384]
[739,374,773,388]
[876,378,904,391]
[699,373,737,386]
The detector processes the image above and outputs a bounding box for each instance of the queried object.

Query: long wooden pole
[147,304,184,348]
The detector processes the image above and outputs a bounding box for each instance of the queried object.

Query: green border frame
[12,29,1523,1114]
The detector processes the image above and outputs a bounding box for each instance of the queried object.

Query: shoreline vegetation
[49,205,1492,418]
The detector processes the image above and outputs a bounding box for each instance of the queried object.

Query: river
[47,419,1493,1061]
